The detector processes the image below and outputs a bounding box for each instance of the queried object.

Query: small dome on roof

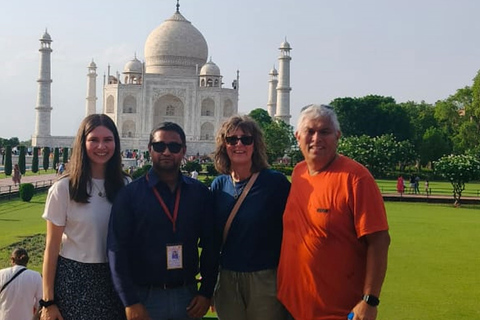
[123,57,143,74]
[199,59,220,76]
[279,40,291,50]
[89,60,97,68]
[41,30,52,41]
[269,66,278,75]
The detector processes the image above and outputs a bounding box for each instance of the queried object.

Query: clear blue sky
[1,0,480,141]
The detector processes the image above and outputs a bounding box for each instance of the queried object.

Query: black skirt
[55,256,126,320]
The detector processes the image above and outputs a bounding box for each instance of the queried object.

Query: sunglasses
[225,135,254,146]
[151,141,183,154]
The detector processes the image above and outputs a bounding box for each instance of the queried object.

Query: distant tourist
[396,175,405,195]
[0,248,42,320]
[57,163,65,175]
[191,169,199,180]
[12,164,21,186]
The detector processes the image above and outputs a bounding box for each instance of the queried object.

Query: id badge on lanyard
[166,244,183,270]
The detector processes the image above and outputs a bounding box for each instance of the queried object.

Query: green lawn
[1,196,479,319]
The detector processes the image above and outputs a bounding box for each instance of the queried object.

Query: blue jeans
[136,284,200,320]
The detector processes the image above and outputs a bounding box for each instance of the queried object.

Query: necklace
[91,179,106,198]
[230,176,248,199]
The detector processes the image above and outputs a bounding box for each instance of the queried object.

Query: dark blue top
[107,169,218,307]
[211,169,290,272]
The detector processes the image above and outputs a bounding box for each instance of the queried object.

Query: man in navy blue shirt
[108,122,218,320]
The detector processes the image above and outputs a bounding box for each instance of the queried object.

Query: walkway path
[0,173,57,194]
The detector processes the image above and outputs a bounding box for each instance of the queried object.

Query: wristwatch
[362,294,380,307]
[39,299,56,308]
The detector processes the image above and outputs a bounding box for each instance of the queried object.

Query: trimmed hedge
[19,183,35,202]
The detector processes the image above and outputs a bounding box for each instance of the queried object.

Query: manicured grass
[1,197,479,319]
[380,202,480,320]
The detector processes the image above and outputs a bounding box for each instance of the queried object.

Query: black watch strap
[39,299,56,308]
[362,294,380,307]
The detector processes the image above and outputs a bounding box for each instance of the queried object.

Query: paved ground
[0,173,58,194]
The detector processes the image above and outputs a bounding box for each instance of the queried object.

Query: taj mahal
[31,2,292,156]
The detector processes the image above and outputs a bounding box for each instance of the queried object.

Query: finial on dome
[176,0,180,13]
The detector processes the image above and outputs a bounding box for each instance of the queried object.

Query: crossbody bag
[0,267,27,293]
[222,172,259,244]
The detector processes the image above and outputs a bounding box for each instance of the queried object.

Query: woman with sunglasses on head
[41,114,129,320]
[211,115,291,320]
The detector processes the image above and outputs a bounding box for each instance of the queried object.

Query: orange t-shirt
[277,156,389,320]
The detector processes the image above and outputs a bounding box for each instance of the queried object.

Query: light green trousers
[213,269,288,320]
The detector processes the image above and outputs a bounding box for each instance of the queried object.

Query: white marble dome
[199,59,220,76]
[144,11,208,76]
[123,57,143,74]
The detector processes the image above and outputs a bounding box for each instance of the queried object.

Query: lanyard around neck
[146,174,181,233]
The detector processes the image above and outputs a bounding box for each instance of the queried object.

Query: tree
[32,147,39,173]
[434,154,480,205]
[249,108,294,163]
[249,108,272,128]
[18,145,26,175]
[62,148,69,164]
[4,145,12,176]
[263,120,294,163]
[338,134,416,177]
[53,147,60,171]
[400,101,437,153]
[43,147,50,171]
[330,95,399,138]
[419,127,452,167]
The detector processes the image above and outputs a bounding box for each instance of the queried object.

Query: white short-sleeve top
[42,177,118,263]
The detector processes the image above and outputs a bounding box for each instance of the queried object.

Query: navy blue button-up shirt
[107,169,218,307]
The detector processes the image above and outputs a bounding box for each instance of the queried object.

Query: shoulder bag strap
[0,267,27,293]
[222,172,259,244]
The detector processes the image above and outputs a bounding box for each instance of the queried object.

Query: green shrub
[4,146,12,176]
[271,164,293,176]
[18,146,26,174]
[62,148,69,164]
[132,165,152,179]
[53,148,60,171]
[203,176,213,187]
[42,147,50,171]
[19,183,35,202]
[32,147,39,173]
[205,164,218,177]
[183,160,202,173]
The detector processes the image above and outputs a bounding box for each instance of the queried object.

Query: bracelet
[39,299,56,308]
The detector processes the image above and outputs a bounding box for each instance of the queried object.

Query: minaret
[86,60,97,116]
[267,66,278,118]
[276,39,292,124]
[32,30,53,147]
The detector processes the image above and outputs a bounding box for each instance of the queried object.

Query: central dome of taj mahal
[144,10,208,76]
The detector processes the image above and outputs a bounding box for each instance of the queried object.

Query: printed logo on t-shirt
[317,208,329,213]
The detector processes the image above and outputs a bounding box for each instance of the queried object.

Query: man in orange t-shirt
[277,104,390,320]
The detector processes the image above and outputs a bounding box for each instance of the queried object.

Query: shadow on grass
[0,218,21,222]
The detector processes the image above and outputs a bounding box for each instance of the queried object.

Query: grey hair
[297,104,341,133]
